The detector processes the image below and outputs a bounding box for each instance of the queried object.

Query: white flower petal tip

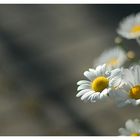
[77,80,90,85]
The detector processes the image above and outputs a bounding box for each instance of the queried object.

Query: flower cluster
[76,12,140,136]
[77,63,140,107]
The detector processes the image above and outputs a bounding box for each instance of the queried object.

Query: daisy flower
[117,12,140,40]
[119,119,140,136]
[76,64,112,102]
[94,47,127,70]
[110,65,140,107]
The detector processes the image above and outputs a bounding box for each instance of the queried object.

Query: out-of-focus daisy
[94,47,127,70]
[76,64,112,102]
[117,13,140,40]
[110,65,140,107]
[119,119,140,136]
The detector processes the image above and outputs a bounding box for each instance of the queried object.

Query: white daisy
[94,47,127,70]
[119,119,140,136]
[110,65,140,107]
[76,64,112,102]
[117,12,140,39]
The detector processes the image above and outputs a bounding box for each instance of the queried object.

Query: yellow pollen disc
[129,85,140,99]
[131,133,140,136]
[131,25,140,33]
[91,76,109,92]
[107,58,118,66]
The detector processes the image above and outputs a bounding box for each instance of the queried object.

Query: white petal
[76,89,91,97]
[89,92,100,102]
[81,91,94,100]
[89,68,97,76]
[131,99,140,106]
[100,64,107,75]
[132,65,140,85]
[135,99,140,105]
[96,65,102,76]
[77,80,90,85]
[100,88,110,99]
[77,84,90,91]
[84,71,94,81]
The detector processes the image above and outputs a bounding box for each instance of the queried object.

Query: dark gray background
[0,4,139,136]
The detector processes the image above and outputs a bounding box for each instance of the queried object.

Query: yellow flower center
[131,133,140,136]
[131,25,140,33]
[107,58,118,66]
[91,76,109,92]
[129,85,140,99]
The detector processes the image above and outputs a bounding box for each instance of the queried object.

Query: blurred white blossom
[94,47,127,70]
[117,13,140,39]
[119,119,140,136]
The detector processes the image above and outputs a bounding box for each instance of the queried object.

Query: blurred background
[0,4,140,136]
